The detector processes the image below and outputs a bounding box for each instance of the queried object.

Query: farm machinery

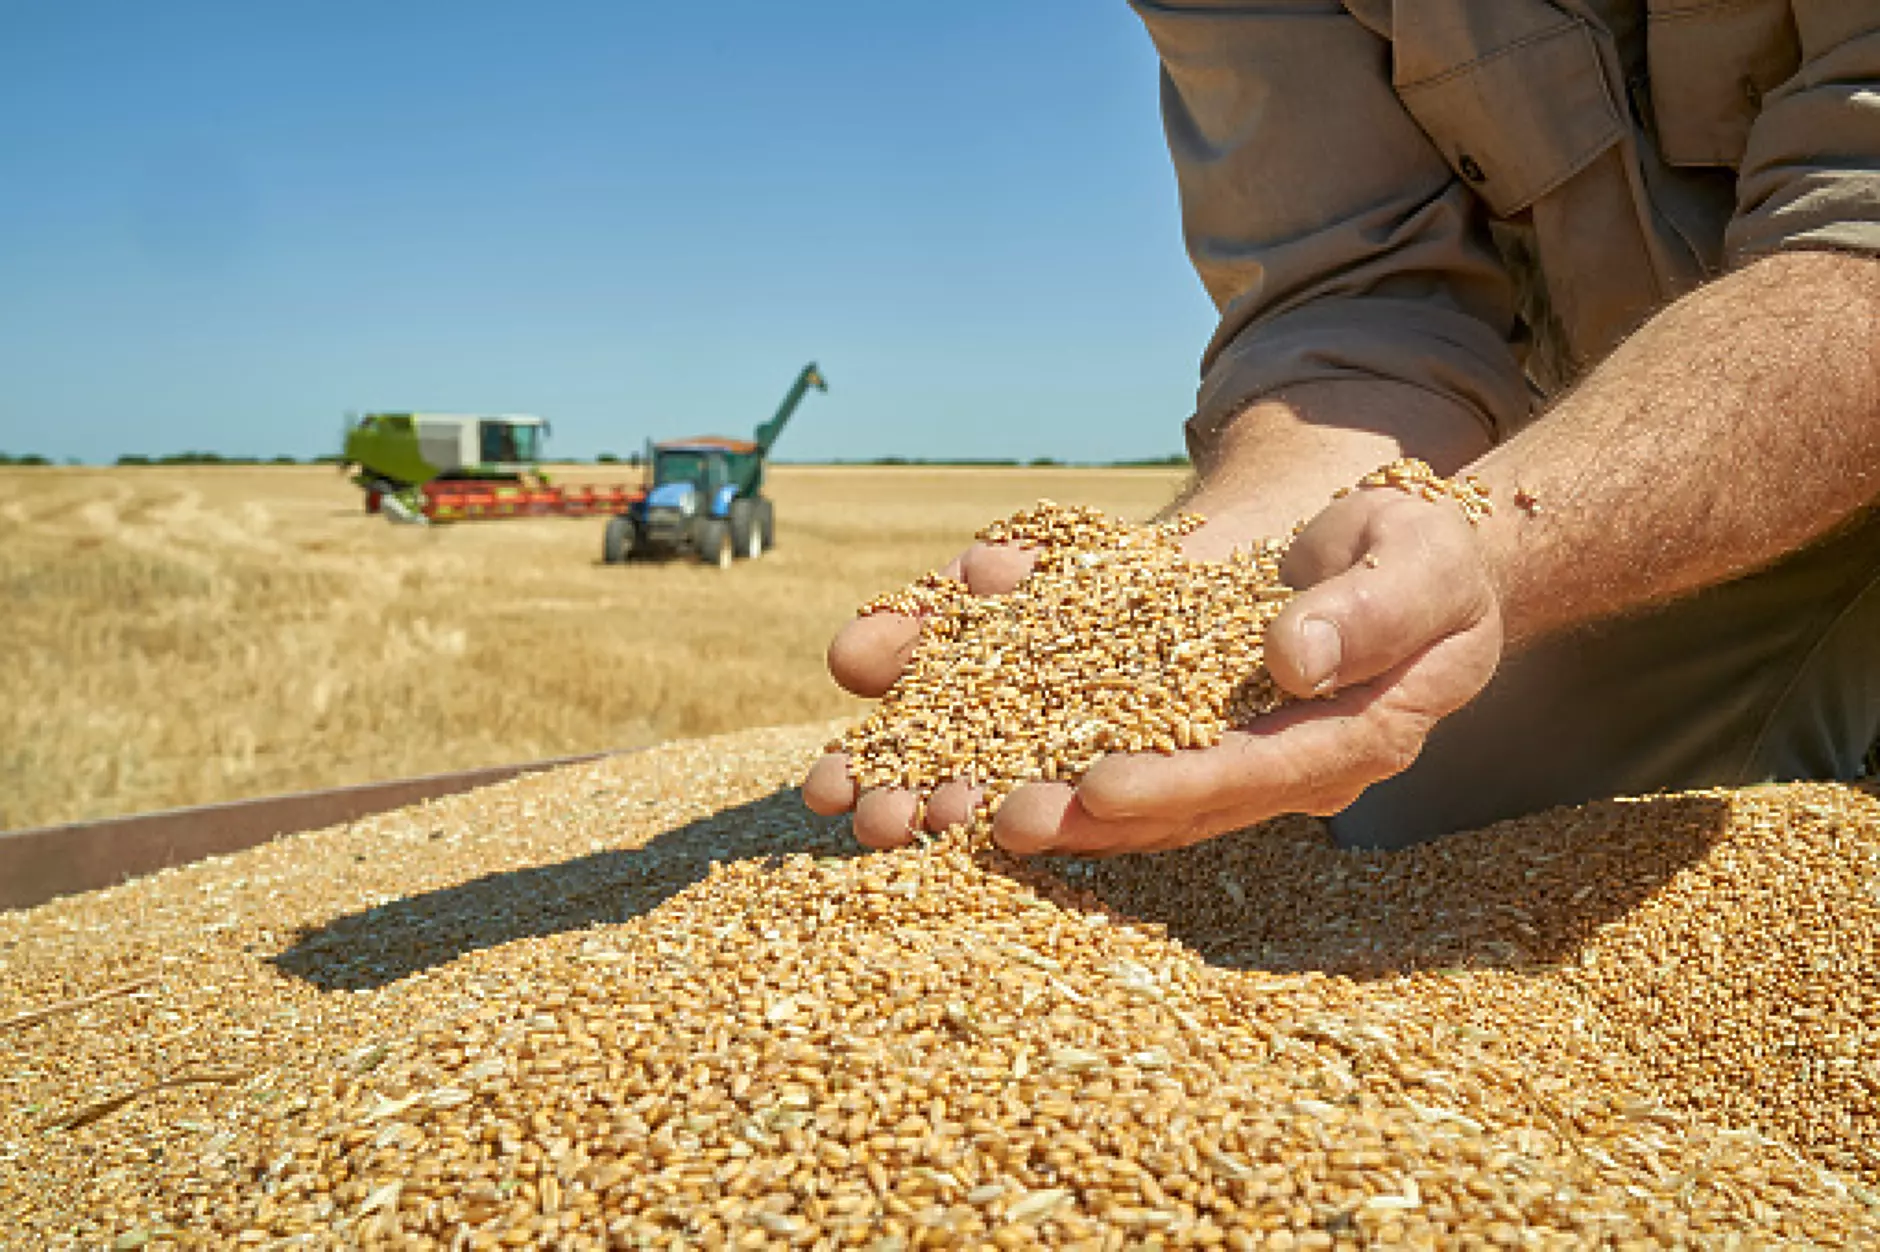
[602,362,826,568]
[342,413,643,523]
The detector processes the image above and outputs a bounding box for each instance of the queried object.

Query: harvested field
[3,723,1878,1247]
[0,464,1183,829]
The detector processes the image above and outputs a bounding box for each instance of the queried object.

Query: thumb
[1266,506,1495,698]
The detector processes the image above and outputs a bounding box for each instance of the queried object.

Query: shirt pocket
[1645,0,1801,167]
[1396,15,1624,219]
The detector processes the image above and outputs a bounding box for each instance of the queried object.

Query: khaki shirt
[1132,1,1880,445]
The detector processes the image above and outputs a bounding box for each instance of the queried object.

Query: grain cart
[602,363,826,568]
[342,412,643,523]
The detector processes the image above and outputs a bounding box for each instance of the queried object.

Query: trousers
[1329,507,1880,850]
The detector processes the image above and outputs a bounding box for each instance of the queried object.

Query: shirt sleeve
[1726,6,1880,263]
[1131,1,1532,449]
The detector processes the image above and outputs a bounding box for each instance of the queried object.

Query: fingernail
[1298,617,1342,693]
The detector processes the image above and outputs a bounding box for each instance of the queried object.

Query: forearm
[1177,379,1493,557]
[1470,250,1880,647]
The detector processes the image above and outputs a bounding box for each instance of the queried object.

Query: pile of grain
[3,724,1877,1248]
[835,502,1295,824]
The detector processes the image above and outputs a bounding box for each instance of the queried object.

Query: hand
[993,488,1506,854]
[801,540,1038,846]
[803,486,1505,855]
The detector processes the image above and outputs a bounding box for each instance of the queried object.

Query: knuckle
[1367,714,1428,779]
[1074,762,1146,821]
[956,543,993,582]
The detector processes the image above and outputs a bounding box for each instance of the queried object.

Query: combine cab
[603,363,825,568]
[342,412,643,523]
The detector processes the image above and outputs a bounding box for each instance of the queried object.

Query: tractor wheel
[697,518,734,569]
[729,499,761,559]
[758,498,776,550]
[602,514,637,565]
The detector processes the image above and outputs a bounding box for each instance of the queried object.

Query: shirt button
[1458,154,1487,184]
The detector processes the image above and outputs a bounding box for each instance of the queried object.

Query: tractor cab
[646,438,758,517]
[477,418,546,470]
[650,444,725,496]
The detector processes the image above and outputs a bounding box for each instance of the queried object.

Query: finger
[988,782,1082,855]
[1073,685,1402,825]
[1277,499,1372,590]
[802,754,859,816]
[830,545,1035,699]
[955,542,1038,596]
[827,612,921,698]
[853,788,923,850]
[1077,629,1492,828]
[1267,517,1492,698]
[923,778,982,832]
[991,779,1211,857]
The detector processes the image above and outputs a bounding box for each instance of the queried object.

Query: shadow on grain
[271,787,859,991]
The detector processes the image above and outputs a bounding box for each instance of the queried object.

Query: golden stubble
[0,463,1186,828]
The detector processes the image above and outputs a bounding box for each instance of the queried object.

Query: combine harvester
[342,412,642,523]
[602,362,826,568]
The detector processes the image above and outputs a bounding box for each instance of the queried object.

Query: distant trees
[1108,453,1191,468]
[113,452,312,466]
[791,454,1191,468]
[867,456,1023,467]
[0,452,52,466]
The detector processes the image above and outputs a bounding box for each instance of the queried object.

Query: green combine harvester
[340,412,597,522]
[603,362,827,568]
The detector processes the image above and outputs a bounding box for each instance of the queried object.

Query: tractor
[603,363,825,568]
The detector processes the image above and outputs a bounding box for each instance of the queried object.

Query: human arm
[1476,249,1879,646]
[994,247,1879,854]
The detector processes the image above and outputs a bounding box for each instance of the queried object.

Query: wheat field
[0,464,1186,829]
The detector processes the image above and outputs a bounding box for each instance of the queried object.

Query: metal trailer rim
[0,752,619,913]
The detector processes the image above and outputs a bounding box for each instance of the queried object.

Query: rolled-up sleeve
[1132,1,1530,447]
[1726,6,1880,263]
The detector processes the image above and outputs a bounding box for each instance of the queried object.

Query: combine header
[341,412,643,523]
[603,363,826,568]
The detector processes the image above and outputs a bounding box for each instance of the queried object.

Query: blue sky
[0,3,1219,464]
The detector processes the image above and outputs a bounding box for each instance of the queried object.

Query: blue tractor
[603,363,826,568]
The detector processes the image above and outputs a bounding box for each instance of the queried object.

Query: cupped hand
[804,488,1506,855]
[993,488,1505,855]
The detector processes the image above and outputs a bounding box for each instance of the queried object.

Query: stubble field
[0,464,1186,830]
